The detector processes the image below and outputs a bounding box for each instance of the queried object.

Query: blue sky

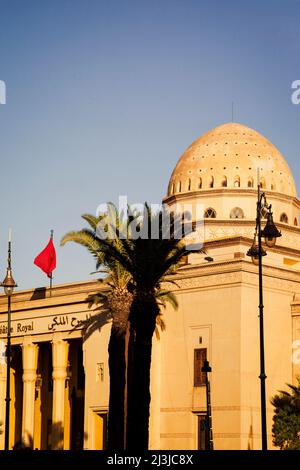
[0,0,300,289]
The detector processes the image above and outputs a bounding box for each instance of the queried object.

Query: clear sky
[0,0,300,290]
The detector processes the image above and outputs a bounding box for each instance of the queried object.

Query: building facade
[1,122,300,450]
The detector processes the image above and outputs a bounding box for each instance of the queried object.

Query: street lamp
[201,359,213,450]
[246,183,281,450]
[1,231,17,451]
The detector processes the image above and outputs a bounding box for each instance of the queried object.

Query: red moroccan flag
[34,238,56,278]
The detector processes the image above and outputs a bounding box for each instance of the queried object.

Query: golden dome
[167,122,296,198]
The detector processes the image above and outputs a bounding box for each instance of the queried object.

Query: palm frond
[81,213,103,230]
[156,290,178,310]
[60,229,106,264]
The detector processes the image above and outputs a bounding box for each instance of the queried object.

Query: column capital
[22,341,38,380]
[52,337,69,371]
[22,335,35,346]
[51,332,67,343]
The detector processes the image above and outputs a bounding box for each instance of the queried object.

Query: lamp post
[1,230,17,451]
[246,182,281,450]
[201,359,213,450]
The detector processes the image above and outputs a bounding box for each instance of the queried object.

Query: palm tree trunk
[107,326,126,449]
[126,296,158,450]
[125,324,136,448]
[123,325,129,449]
[126,334,153,450]
[107,290,132,449]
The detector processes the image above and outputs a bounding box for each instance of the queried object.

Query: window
[198,177,202,189]
[234,176,240,188]
[197,414,209,450]
[178,181,182,193]
[260,177,266,189]
[294,218,298,226]
[209,176,214,188]
[248,177,254,188]
[188,178,191,191]
[171,183,175,195]
[230,207,244,219]
[194,348,207,386]
[280,213,288,223]
[221,176,227,187]
[204,208,216,219]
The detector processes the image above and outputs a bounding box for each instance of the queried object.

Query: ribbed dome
[167,122,296,198]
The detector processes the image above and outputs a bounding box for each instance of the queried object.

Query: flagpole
[50,229,53,296]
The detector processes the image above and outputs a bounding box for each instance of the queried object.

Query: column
[52,334,69,450]
[0,362,6,450]
[22,338,38,448]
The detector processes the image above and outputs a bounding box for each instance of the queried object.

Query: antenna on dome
[231,102,234,122]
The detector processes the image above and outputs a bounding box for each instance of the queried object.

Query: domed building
[164,122,299,242]
[155,122,300,450]
[1,122,300,451]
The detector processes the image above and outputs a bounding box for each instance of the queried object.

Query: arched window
[234,176,240,188]
[171,183,175,195]
[280,213,288,223]
[178,181,182,193]
[271,181,276,191]
[198,177,202,189]
[230,207,244,219]
[221,176,227,187]
[294,217,298,226]
[209,176,214,188]
[247,177,254,188]
[260,177,266,189]
[204,208,217,219]
[188,178,191,191]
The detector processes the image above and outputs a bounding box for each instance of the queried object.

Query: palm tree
[271,378,300,450]
[93,204,203,449]
[62,204,201,449]
[61,208,133,449]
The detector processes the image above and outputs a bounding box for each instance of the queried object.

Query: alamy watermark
[95,196,205,251]
[0,80,6,104]
[291,80,300,104]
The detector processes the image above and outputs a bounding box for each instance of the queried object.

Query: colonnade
[0,333,70,450]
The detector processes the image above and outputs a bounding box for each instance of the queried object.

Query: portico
[0,281,110,450]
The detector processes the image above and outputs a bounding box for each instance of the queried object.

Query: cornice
[163,188,300,207]
[202,235,300,257]
[2,247,300,314]
[0,279,105,313]
[168,258,300,293]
